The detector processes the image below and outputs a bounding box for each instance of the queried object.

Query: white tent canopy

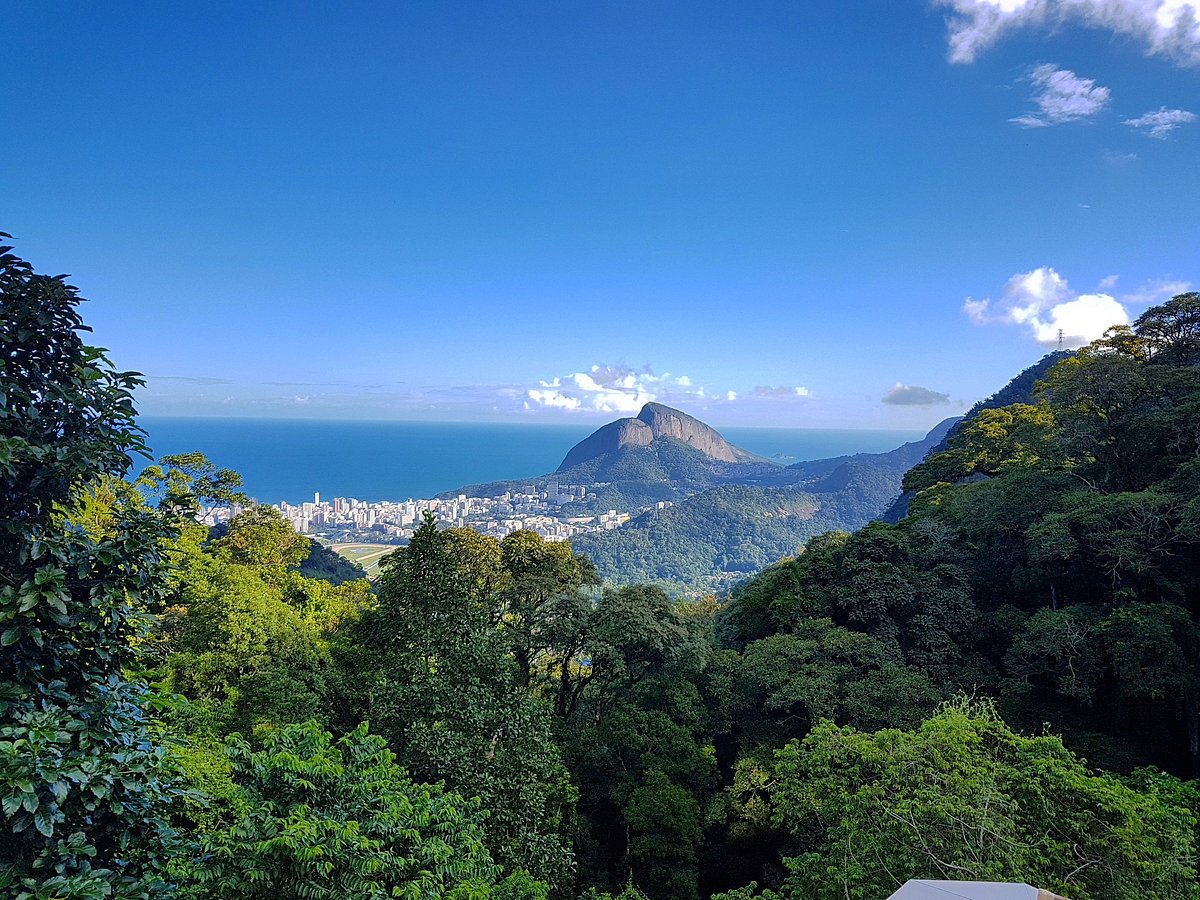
[887,882,1068,900]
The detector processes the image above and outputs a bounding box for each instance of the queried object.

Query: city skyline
[4,1,1197,428]
[269,487,635,545]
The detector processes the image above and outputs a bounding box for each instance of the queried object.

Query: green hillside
[573,421,956,590]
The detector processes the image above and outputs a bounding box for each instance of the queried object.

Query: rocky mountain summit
[557,402,757,471]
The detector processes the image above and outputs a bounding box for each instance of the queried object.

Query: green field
[330,543,398,577]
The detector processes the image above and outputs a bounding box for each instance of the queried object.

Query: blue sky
[3,0,1197,428]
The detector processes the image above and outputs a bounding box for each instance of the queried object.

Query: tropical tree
[767,701,1198,900]
[0,237,180,897]
[155,503,373,738]
[209,504,309,569]
[371,515,576,888]
[559,584,715,900]
[183,721,546,900]
[136,451,246,521]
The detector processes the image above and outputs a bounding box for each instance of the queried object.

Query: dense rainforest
[4,240,1200,900]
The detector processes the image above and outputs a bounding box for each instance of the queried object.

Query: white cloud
[1011,65,1110,127]
[941,0,1200,66]
[1120,277,1194,307]
[963,297,991,323]
[1032,293,1129,344]
[526,389,582,411]
[749,385,812,400]
[1123,106,1198,137]
[525,362,825,415]
[1103,148,1139,165]
[526,364,703,414]
[882,383,953,406]
[523,365,816,415]
[963,266,1131,346]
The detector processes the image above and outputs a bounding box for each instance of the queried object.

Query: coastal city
[271,486,650,544]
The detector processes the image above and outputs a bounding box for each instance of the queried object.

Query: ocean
[139,417,925,505]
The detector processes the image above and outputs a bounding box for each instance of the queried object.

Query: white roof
[887,882,1040,900]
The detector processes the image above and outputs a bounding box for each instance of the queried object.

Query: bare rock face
[557,402,752,471]
[556,417,652,470]
[635,402,750,463]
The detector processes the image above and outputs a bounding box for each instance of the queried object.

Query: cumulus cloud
[962,266,1131,346]
[1036,294,1131,345]
[1124,106,1198,137]
[882,384,953,406]
[522,366,816,415]
[525,365,704,414]
[1010,65,1110,127]
[526,388,582,411]
[941,0,1200,66]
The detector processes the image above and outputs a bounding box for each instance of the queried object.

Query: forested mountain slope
[878,351,1069,523]
[696,298,1200,897]
[723,295,1200,777]
[573,418,957,590]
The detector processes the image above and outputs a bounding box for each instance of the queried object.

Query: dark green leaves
[0,241,180,896]
[184,722,529,900]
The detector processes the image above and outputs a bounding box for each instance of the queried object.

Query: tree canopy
[0,237,181,898]
[5,239,1200,900]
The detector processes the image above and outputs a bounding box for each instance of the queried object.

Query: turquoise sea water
[140,418,924,505]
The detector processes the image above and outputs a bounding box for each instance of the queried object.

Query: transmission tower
[1057,328,1065,352]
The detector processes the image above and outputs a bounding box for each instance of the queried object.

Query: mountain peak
[557,403,754,472]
